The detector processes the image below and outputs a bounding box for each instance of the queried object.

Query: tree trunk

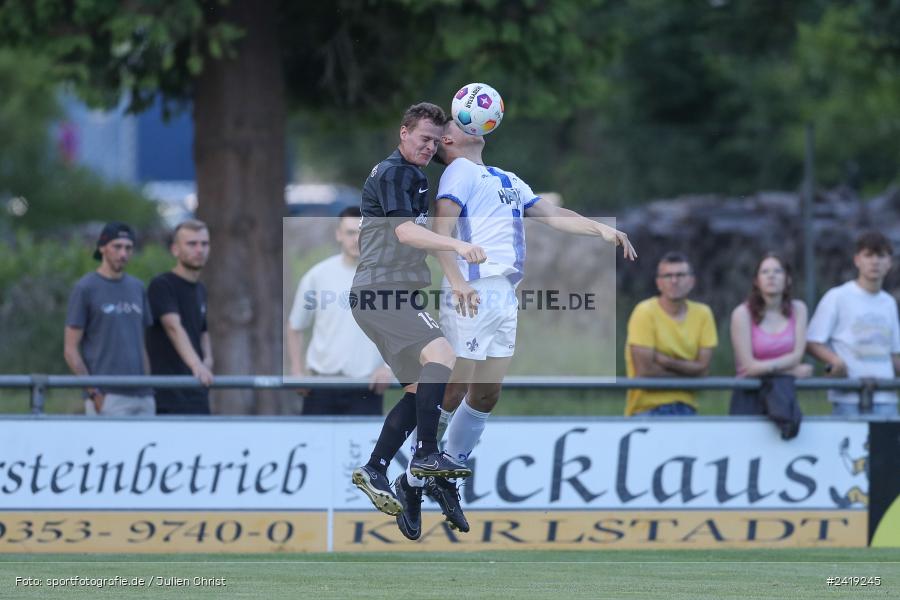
[194,0,286,414]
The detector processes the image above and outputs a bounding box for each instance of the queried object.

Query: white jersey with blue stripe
[437,157,540,284]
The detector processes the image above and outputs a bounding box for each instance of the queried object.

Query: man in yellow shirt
[625,252,718,416]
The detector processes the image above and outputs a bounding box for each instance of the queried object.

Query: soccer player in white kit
[404,121,637,532]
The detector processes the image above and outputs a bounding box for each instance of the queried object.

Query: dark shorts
[155,389,211,415]
[350,287,444,386]
[302,387,383,416]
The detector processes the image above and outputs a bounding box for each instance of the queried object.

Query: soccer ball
[451,83,504,136]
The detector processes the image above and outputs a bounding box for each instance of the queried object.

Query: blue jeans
[636,402,697,417]
[831,402,898,417]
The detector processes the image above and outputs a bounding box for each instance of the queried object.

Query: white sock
[436,406,454,443]
[445,398,490,464]
[404,427,426,488]
[405,464,426,487]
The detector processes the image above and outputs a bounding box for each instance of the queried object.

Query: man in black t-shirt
[350,102,487,541]
[146,220,214,415]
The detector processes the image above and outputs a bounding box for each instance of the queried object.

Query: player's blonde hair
[172,219,209,244]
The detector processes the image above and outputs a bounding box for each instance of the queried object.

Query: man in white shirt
[807,230,900,417]
[287,207,394,414]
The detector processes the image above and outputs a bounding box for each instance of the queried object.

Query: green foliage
[0,234,172,375]
[0,0,243,114]
[293,1,900,208]
[6,166,159,232]
[8,0,897,209]
[283,0,609,128]
[0,49,59,219]
[789,4,900,193]
[0,48,158,233]
[421,0,610,119]
[0,50,58,170]
[568,0,899,201]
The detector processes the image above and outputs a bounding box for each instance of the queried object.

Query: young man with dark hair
[625,251,718,416]
[146,219,214,414]
[807,230,900,416]
[64,222,154,416]
[286,206,393,415]
[350,102,487,540]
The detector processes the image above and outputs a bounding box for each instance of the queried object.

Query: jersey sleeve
[437,160,476,208]
[148,277,178,323]
[806,288,839,344]
[889,297,900,353]
[515,177,541,210]
[699,305,718,348]
[378,165,419,215]
[65,280,89,329]
[626,302,656,348]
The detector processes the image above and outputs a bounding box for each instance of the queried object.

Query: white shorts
[440,275,518,360]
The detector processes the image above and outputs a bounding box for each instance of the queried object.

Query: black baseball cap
[93,222,136,260]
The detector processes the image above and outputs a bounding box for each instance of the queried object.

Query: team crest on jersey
[466,337,479,352]
[415,213,428,225]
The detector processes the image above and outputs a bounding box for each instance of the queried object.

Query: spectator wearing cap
[64,222,154,416]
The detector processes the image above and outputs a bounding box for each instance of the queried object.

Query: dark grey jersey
[353,149,432,288]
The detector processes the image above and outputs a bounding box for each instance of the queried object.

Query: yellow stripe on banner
[334,510,867,551]
[0,512,327,553]
[0,510,866,553]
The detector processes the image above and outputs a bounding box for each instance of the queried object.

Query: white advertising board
[0,419,868,511]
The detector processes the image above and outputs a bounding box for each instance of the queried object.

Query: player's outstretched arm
[524,201,637,260]
[394,220,487,264]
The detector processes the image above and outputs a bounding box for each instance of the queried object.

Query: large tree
[0,0,608,412]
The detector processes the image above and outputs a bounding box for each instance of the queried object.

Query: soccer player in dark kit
[349,102,486,540]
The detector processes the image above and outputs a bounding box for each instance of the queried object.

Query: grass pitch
[0,548,897,599]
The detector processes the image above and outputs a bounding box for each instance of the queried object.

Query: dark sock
[414,362,452,457]
[366,392,417,474]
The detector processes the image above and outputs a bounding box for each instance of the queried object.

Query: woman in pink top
[730,253,811,414]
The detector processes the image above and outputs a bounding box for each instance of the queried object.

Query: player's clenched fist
[455,241,487,264]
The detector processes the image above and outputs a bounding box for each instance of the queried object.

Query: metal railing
[1,374,899,415]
